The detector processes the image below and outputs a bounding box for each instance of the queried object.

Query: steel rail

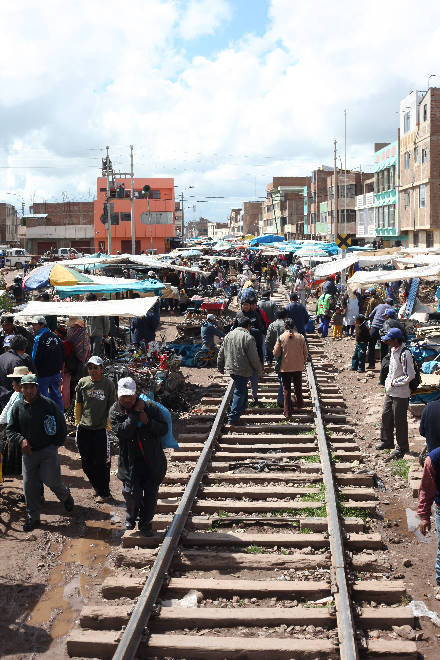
[306,357,359,660]
[113,379,234,660]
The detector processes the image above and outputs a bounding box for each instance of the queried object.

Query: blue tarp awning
[249,234,285,246]
[55,278,164,299]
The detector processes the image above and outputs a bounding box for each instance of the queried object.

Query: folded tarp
[249,235,285,245]
[314,255,359,278]
[348,264,440,291]
[55,278,164,299]
[15,297,159,318]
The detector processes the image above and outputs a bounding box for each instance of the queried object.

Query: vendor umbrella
[23,263,94,290]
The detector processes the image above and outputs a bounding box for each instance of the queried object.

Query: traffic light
[141,184,151,198]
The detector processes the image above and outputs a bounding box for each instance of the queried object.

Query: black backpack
[401,348,421,393]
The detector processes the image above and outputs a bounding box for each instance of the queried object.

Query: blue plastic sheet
[168,343,203,367]
[56,278,164,298]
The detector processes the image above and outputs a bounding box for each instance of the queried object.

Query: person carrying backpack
[376,328,416,459]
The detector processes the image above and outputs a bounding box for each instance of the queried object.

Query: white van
[5,248,33,268]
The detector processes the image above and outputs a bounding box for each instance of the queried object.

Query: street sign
[336,233,352,248]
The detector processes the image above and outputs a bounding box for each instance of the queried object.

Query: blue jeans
[318,316,330,338]
[435,504,440,586]
[352,342,367,371]
[277,373,283,406]
[38,373,64,412]
[229,375,249,422]
[250,371,259,400]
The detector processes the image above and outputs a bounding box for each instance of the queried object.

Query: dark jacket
[0,350,33,390]
[131,311,159,345]
[0,324,34,356]
[380,319,408,342]
[420,401,440,453]
[355,321,370,343]
[258,299,278,324]
[201,321,224,347]
[6,393,67,450]
[32,328,64,377]
[284,302,309,335]
[233,307,266,362]
[322,279,336,295]
[110,398,168,488]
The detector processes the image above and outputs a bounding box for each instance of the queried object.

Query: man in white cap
[109,376,167,535]
[74,356,116,502]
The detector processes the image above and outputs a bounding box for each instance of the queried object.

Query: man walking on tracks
[217,313,264,424]
[110,377,168,536]
[74,356,116,502]
[6,373,74,531]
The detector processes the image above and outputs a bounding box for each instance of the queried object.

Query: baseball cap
[384,308,397,318]
[21,374,38,384]
[206,314,216,322]
[382,327,403,341]
[87,356,103,366]
[118,376,136,397]
[3,334,15,348]
[31,316,46,325]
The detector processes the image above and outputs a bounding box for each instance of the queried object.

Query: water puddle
[27,514,115,643]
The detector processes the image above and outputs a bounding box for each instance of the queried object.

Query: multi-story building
[355,177,375,241]
[207,222,229,239]
[94,176,175,254]
[228,208,242,235]
[399,88,440,247]
[0,203,19,245]
[308,166,333,236]
[319,170,373,239]
[262,177,311,239]
[373,140,406,246]
[186,217,209,239]
[26,201,94,254]
[241,201,262,236]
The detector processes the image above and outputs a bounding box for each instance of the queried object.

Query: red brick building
[27,202,94,254]
[0,203,19,245]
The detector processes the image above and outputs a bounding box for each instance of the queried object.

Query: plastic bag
[406,508,430,543]
[410,600,440,627]
[162,590,199,608]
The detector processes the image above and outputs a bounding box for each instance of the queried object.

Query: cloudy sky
[1,0,440,223]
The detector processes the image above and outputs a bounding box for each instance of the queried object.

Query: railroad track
[67,294,419,660]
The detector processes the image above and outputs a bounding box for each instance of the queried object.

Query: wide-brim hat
[7,366,31,378]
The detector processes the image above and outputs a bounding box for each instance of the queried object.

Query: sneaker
[64,494,74,512]
[375,442,394,451]
[389,448,406,459]
[23,518,40,532]
[125,520,136,530]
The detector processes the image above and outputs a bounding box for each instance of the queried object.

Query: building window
[419,184,426,208]
[413,231,419,247]
[328,186,334,200]
[404,111,411,133]
[389,165,395,189]
[426,230,434,247]
[120,212,131,222]
[404,152,410,169]
[389,205,395,228]
[422,148,428,163]
[404,191,410,209]
[423,104,428,122]
[378,206,384,228]
[414,147,419,163]
[151,190,161,199]
[384,205,389,227]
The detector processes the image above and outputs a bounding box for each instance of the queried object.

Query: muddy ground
[1,311,440,657]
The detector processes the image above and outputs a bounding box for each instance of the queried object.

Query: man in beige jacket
[273,318,308,418]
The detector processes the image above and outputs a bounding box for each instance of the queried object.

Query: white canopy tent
[53,254,206,274]
[347,264,440,291]
[15,297,159,318]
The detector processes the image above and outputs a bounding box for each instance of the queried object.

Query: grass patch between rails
[300,483,326,502]
[339,505,370,521]
[301,454,320,463]
[390,458,410,482]
[246,545,265,554]
[300,527,313,534]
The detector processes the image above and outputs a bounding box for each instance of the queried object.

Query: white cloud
[178,0,232,39]
[1,0,440,223]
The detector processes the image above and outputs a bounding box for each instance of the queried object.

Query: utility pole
[333,140,338,243]
[181,191,185,241]
[344,109,347,233]
[105,146,112,255]
[130,145,135,255]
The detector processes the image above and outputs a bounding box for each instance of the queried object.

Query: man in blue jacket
[32,316,65,412]
[284,293,309,336]
[201,314,224,349]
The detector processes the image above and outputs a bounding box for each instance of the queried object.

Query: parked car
[56,247,80,259]
[4,248,35,268]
